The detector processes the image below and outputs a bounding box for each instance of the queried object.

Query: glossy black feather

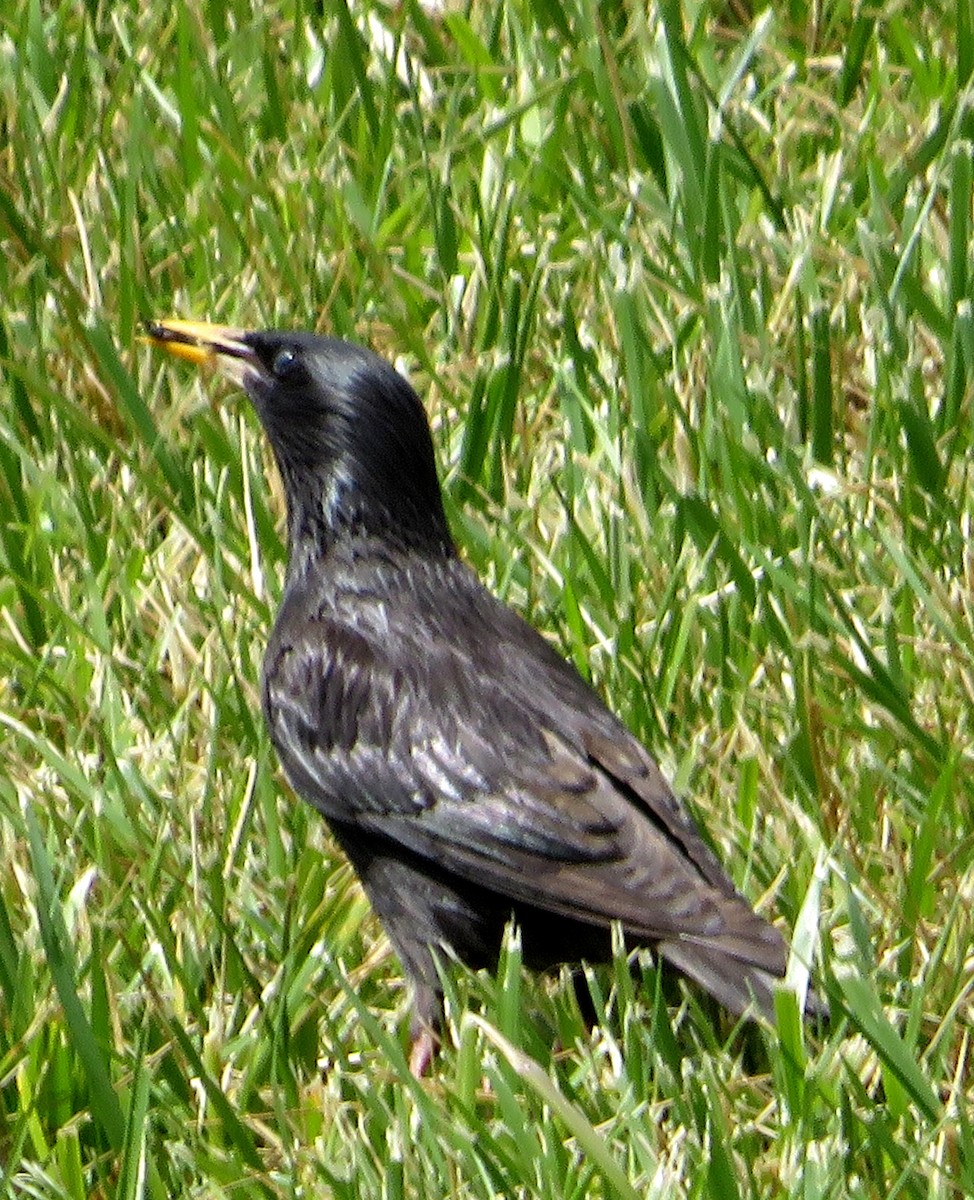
[205,329,802,1049]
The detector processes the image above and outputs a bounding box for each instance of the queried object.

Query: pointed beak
[144,318,262,388]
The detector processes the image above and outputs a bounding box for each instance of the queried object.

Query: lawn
[1,0,972,1196]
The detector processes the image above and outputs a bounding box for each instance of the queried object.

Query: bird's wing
[263,595,785,972]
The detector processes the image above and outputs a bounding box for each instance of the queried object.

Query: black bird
[148,319,802,1073]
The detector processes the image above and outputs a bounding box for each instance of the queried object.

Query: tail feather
[659,939,778,1019]
[659,938,829,1023]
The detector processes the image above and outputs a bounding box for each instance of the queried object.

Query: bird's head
[146,320,454,565]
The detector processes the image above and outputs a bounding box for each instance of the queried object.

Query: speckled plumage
[151,321,805,1072]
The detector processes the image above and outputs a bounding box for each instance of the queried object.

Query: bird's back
[261,540,788,1020]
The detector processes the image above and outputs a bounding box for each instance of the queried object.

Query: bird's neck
[281,470,457,584]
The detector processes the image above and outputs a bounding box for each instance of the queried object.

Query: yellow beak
[144,318,253,367]
[145,319,262,393]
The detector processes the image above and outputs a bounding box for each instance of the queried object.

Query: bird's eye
[272,348,298,378]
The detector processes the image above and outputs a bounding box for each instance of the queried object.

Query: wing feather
[262,568,786,977]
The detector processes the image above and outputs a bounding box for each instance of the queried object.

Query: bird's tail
[659,939,828,1022]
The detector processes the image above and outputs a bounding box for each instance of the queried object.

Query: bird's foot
[408,1027,438,1077]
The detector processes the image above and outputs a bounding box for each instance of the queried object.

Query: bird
[147,318,806,1075]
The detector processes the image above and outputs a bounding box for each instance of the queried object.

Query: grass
[1,0,973,1195]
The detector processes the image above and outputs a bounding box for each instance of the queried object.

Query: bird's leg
[408,1024,439,1077]
[397,954,445,1077]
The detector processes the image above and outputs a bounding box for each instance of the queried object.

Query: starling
[148,319,802,1074]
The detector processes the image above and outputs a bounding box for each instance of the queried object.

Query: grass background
[1,0,973,1195]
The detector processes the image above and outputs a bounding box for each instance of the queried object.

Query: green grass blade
[836,973,941,1124]
[467,1015,644,1200]
[23,801,126,1149]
